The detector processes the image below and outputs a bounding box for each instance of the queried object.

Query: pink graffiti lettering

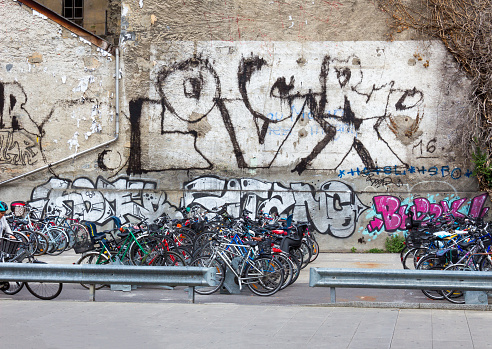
[367,194,489,233]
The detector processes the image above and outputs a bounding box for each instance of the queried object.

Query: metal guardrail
[0,263,217,303]
[309,268,492,305]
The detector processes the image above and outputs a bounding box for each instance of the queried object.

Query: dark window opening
[63,0,83,27]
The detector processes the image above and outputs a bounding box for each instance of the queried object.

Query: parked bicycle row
[399,213,492,304]
[75,205,319,296]
[1,201,319,297]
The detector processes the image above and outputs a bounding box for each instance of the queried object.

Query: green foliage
[471,137,492,190]
[351,246,357,253]
[385,234,405,253]
[366,248,385,253]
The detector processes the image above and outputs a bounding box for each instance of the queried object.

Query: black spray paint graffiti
[182,176,368,238]
[28,176,177,225]
[127,53,423,175]
[0,80,112,169]
[0,82,40,165]
[27,175,368,238]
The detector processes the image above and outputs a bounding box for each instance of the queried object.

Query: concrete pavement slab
[1,301,492,348]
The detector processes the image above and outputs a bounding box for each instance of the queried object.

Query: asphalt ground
[1,252,492,348]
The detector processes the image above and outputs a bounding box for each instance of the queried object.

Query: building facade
[0,0,484,251]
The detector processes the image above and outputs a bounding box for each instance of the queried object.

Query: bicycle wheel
[480,255,492,271]
[274,253,293,290]
[46,228,69,255]
[33,232,49,256]
[300,241,312,269]
[189,255,225,295]
[1,281,25,295]
[402,248,428,269]
[441,263,469,304]
[193,231,217,252]
[290,247,304,271]
[246,257,284,296]
[172,228,195,249]
[288,253,301,285]
[26,281,63,300]
[416,254,446,300]
[76,252,109,289]
[129,235,166,266]
[150,250,186,266]
[309,238,320,262]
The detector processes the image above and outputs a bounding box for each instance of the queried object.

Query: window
[63,0,83,26]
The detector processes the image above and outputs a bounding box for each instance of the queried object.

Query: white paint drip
[72,76,95,93]
[122,4,129,16]
[67,132,80,152]
[96,47,111,57]
[32,10,47,19]
[79,37,91,46]
[84,119,102,139]
[288,16,294,29]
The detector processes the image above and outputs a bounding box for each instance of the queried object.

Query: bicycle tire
[309,238,320,262]
[189,255,225,295]
[441,263,469,304]
[25,281,63,300]
[150,250,186,267]
[172,228,195,248]
[129,235,166,266]
[402,247,428,269]
[300,241,312,269]
[1,281,25,295]
[76,252,110,289]
[288,253,301,285]
[480,255,492,271]
[193,231,217,251]
[274,253,293,290]
[45,228,69,256]
[416,254,446,300]
[33,232,49,256]
[289,247,303,271]
[246,257,284,296]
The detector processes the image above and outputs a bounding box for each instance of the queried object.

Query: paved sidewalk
[1,300,491,348]
[3,252,492,348]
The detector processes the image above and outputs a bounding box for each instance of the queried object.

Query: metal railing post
[89,284,95,302]
[188,286,195,303]
[330,287,336,303]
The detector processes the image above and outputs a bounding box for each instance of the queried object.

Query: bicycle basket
[73,233,94,254]
[0,236,22,255]
[405,232,423,248]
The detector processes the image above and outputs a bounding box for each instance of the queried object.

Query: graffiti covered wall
[0,0,116,183]
[0,0,486,251]
[124,41,469,176]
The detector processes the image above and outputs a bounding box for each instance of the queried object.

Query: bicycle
[0,235,63,300]
[76,220,185,289]
[190,235,284,296]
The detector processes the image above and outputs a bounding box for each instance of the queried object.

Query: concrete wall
[0,0,116,205]
[0,0,486,251]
